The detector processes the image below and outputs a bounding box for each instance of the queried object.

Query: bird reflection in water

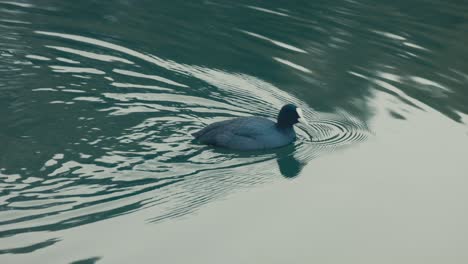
[211,143,306,179]
[275,144,305,179]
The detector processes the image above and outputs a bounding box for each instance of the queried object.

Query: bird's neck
[276,123,294,130]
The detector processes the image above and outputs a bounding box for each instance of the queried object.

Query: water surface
[1,0,468,263]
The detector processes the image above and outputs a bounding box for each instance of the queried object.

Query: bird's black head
[276,104,305,128]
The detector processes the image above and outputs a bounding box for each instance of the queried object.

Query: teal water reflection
[1,0,468,263]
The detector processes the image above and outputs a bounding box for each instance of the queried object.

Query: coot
[192,104,308,150]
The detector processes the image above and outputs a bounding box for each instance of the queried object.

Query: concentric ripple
[306,119,368,145]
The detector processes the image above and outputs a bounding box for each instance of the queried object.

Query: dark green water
[1,0,468,263]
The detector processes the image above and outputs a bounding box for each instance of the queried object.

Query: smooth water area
[1,0,468,263]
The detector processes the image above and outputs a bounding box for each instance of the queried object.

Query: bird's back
[192,116,295,150]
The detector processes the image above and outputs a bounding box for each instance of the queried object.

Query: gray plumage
[192,104,303,151]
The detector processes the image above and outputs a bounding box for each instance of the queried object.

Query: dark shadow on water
[0,238,60,255]
[275,145,305,179]
[70,257,102,264]
[211,143,305,179]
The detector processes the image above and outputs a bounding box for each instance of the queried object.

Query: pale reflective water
[1,1,468,263]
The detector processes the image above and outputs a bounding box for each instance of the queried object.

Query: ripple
[239,30,307,53]
[289,111,369,163]
[307,119,368,145]
[49,65,105,75]
[273,57,313,74]
[112,69,188,88]
[0,238,60,254]
[46,46,134,64]
[25,55,50,61]
[0,27,370,246]
[0,1,34,8]
[245,5,290,17]
[110,82,174,92]
[56,57,80,64]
